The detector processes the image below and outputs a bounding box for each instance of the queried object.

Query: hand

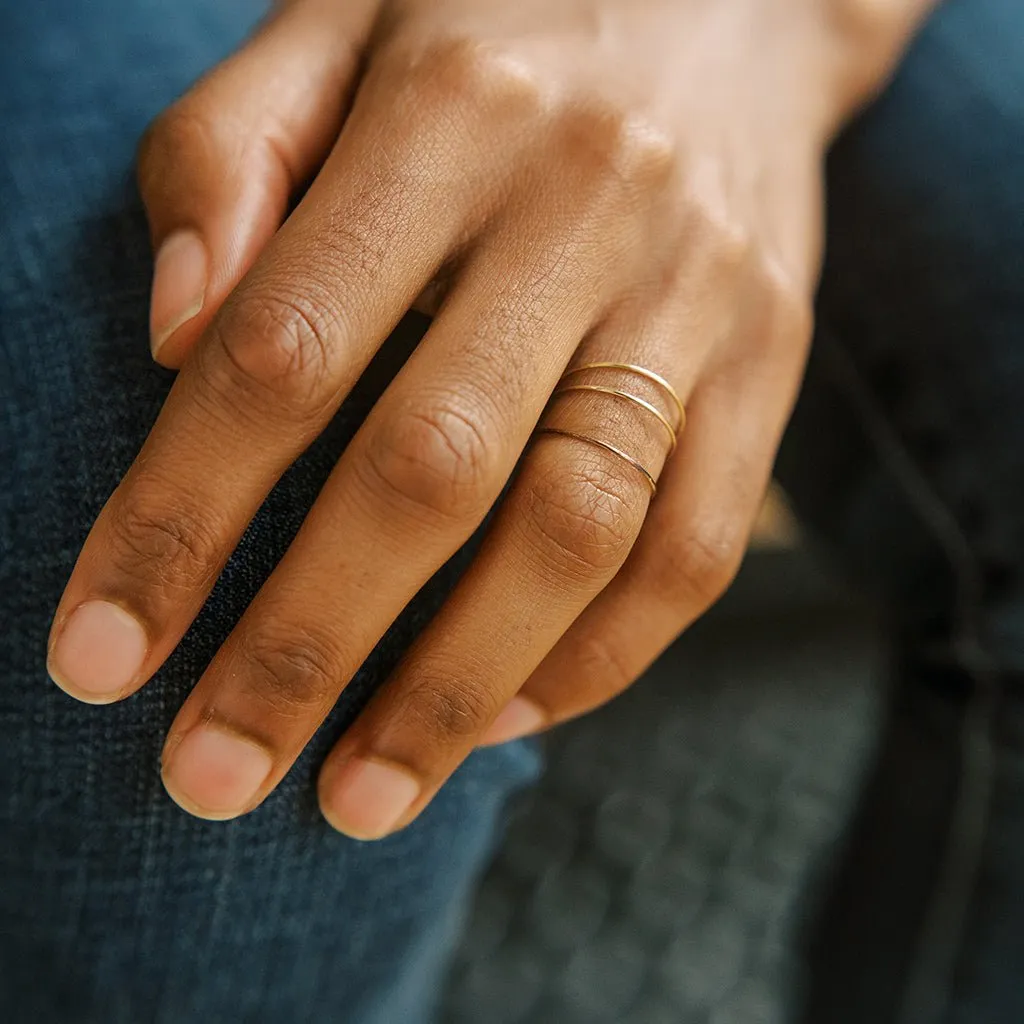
[48,0,933,836]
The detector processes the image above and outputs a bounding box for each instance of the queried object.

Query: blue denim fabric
[0,3,539,1022]
[1,0,1022,1022]
[777,1,1024,1020]
[783,0,1024,662]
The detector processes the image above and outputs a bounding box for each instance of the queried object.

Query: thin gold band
[535,427,658,495]
[554,383,678,451]
[560,362,686,431]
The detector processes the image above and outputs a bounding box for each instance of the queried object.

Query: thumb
[139,0,380,367]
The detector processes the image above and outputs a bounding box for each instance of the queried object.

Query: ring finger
[488,277,812,738]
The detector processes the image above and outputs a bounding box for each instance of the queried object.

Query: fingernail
[480,697,546,746]
[162,725,273,820]
[48,599,148,702]
[322,758,420,840]
[150,229,208,358]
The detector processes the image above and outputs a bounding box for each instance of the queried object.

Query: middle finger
[318,347,684,838]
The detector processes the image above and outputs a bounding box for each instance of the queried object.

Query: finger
[47,59,519,707]
[140,0,380,366]
[482,283,812,741]
[315,346,686,838]
[157,198,616,821]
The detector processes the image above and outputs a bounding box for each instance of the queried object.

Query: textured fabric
[443,593,884,1024]
[0,3,539,1022]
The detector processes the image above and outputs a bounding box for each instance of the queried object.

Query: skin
[48,0,937,838]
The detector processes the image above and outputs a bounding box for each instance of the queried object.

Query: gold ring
[559,362,686,433]
[538,361,684,497]
[553,383,678,451]
[534,427,659,495]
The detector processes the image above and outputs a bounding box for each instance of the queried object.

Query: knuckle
[522,456,644,578]
[410,35,548,117]
[615,120,678,186]
[398,674,500,748]
[695,200,753,277]
[362,399,497,520]
[212,290,338,411]
[575,630,636,700]
[654,519,746,609]
[137,100,216,192]
[242,625,340,719]
[561,104,678,191]
[108,483,222,593]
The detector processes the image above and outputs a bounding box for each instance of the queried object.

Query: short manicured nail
[48,599,148,702]
[150,229,208,358]
[162,725,273,820]
[322,758,421,840]
[479,696,546,746]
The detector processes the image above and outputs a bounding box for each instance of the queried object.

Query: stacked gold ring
[536,362,685,496]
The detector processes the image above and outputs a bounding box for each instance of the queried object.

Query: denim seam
[815,324,999,1024]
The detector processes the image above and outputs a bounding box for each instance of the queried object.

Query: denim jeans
[777,2,1024,1019]
[1,0,1021,1022]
